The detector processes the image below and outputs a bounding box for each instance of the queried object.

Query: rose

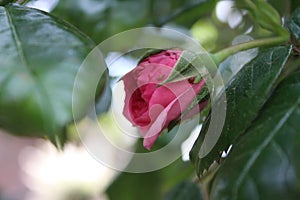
[122,49,207,150]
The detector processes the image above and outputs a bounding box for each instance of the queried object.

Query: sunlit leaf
[0,4,106,146]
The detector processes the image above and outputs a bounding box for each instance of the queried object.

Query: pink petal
[141,80,205,149]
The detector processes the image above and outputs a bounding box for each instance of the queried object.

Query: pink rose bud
[122,49,207,150]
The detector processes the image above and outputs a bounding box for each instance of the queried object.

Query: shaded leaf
[287,7,300,40]
[190,46,291,176]
[164,181,203,200]
[52,0,217,43]
[268,0,290,17]
[106,157,195,200]
[0,0,13,6]
[0,4,106,145]
[156,0,218,27]
[107,171,161,200]
[291,1,300,13]
[95,76,112,115]
[210,72,300,200]
[51,0,149,43]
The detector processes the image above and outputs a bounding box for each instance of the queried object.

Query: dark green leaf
[0,0,13,6]
[0,4,106,145]
[190,46,291,176]
[287,7,300,40]
[52,0,217,43]
[52,0,149,43]
[155,0,218,27]
[95,76,111,115]
[210,72,300,200]
[291,1,300,13]
[164,181,203,200]
[106,172,162,200]
[106,158,195,200]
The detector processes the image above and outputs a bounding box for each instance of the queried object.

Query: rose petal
[141,80,205,149]
[122,49,207,150]
[136,63,172,86]
[141,50,181,67]
[122,72,139,122]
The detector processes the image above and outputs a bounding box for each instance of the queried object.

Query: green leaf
[95,76,111,115]
[51,0,111,43]
[0,0,13,6]
[287,7,300,40]
[106,158,195,200]
[210,72,300,199]
[156,0,218,27]
[190,46,291,176]
[218,35,258,85]
[0,4,106,145]
[161,50,212,84]
[267,0,290,17]
[106,172,162,200]
[236,0,287,36]
[164,181,203,200]
[291,1,300,13]
[51,0,217,43]
[0,0,30,6]
[51,0,150,43]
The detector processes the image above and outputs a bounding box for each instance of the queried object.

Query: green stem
[199,182,210,200]
[211,35,289,65]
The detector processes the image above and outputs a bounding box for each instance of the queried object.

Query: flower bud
[122,49,207,149]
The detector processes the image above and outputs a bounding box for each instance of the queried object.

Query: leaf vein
[3,7,56,137]
[4,7,29,71]
[233,96,300,199]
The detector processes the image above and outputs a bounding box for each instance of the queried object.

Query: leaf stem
[199,182,210,200]
[211,35,290,65]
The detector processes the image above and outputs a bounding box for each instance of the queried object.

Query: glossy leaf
[210,72,300,199]
[190,46,291,176]
[0,4,106,145]
[218,35,258,85]
[164,181,203,200]
[287,7,300,40]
